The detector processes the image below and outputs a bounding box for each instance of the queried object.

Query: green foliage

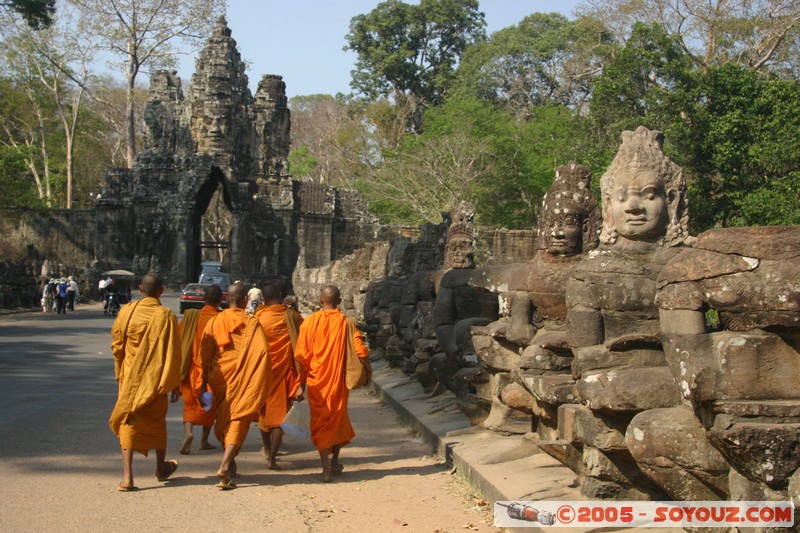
[345,0,486,131]
[288,144,317,179]
[1,0,55,29]
[688,64,800,229]
[455,13,615,115]
[358,93,590,229]
[588,23,696,149]
[0,145,41,210]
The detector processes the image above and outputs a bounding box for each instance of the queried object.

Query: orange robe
[295,309,368,451]
[109,297,181,456]
[255,304,303,430]
[200,307,271,449]
[179,305,218,426]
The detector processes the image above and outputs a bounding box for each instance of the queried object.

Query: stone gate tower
[94,17,377,286]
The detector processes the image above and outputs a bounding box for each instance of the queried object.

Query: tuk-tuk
[101,270,135,316]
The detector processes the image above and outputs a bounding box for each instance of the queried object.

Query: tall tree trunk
[125,71,137,169]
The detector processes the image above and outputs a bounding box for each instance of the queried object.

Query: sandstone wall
[0,209,100,307]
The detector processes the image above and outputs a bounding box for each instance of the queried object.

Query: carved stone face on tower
[196,101,232,153]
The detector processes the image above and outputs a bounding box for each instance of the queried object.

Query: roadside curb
[369,359,585,532]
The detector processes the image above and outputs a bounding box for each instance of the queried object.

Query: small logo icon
[497,502,557,525]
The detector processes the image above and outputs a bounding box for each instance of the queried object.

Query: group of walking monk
[108,272,372,491]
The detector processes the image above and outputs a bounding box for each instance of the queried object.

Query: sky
[176,0,582,99]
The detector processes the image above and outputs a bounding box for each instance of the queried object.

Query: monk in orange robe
[254,281,303,469]
[295,284,372,482]
[200,283,272,489]
[109,272,182,492]
[177,285,222,454]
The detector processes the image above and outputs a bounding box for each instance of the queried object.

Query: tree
[0,0,55,29]
[576,0,800,75]
[0,67,60,206]
[687,64,800,229]
[591,24,695,140]
[68,0,225,167]
[1,10,92,208]
[289,94,370,186]
[0,144,41,211]
[455,13,615,117]
[345,0,486,132]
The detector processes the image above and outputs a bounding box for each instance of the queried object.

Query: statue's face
[544,212,582,255]
[196,101,232,152]
[608,170,668,241]
[444,236,473,269]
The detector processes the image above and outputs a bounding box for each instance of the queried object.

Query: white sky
[176,0,582,98]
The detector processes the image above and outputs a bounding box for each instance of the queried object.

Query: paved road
[0,295,499,532]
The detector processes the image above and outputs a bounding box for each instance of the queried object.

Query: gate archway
[187,167,233,283]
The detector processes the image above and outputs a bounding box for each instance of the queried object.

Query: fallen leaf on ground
[473,498,488,506]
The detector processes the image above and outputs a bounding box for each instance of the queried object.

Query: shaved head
[320,284,341,309]
[262,282,283,304]
[204,284,223,306]
[140,272,164,297]
[227,282,246,308]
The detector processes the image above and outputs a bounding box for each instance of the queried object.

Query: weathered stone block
[560,404,628,451]
[567,306,603,346]
[519,344,572,371]
[472,334,519,372]
[572,345,666,378]
[537,439,584,475]
[626,406,729,501]
[664,330,800,403]
[482,397,531,435]
[577,367,682,412]
[709,417,800,489]
[579,476,656,501]
[694,226,800,261]
[728,468,787,502]
[521,374,578,405]
[500,382,534,414]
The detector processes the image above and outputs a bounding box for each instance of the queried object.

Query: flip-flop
[216,478,236,490]
[118,482,138,492]
[156,460,178,481]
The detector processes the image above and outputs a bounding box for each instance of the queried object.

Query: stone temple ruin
[3,14,799,520]
[296,125,800,517]
[94,16,379,286]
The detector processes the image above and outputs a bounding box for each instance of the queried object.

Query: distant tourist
[67,276,79,311]
[42,279,56,313]
[55,279,69,315]
[246,284,263,314]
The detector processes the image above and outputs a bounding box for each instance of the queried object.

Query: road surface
[0,294,500,532]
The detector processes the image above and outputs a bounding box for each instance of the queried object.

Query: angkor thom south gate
[94,18,379,286]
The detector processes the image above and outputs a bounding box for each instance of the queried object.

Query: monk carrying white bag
[280,399,310,441]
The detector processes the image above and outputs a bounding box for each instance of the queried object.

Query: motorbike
[104,293,127,317]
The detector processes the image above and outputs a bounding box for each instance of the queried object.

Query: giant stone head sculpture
[599,126,689,247]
